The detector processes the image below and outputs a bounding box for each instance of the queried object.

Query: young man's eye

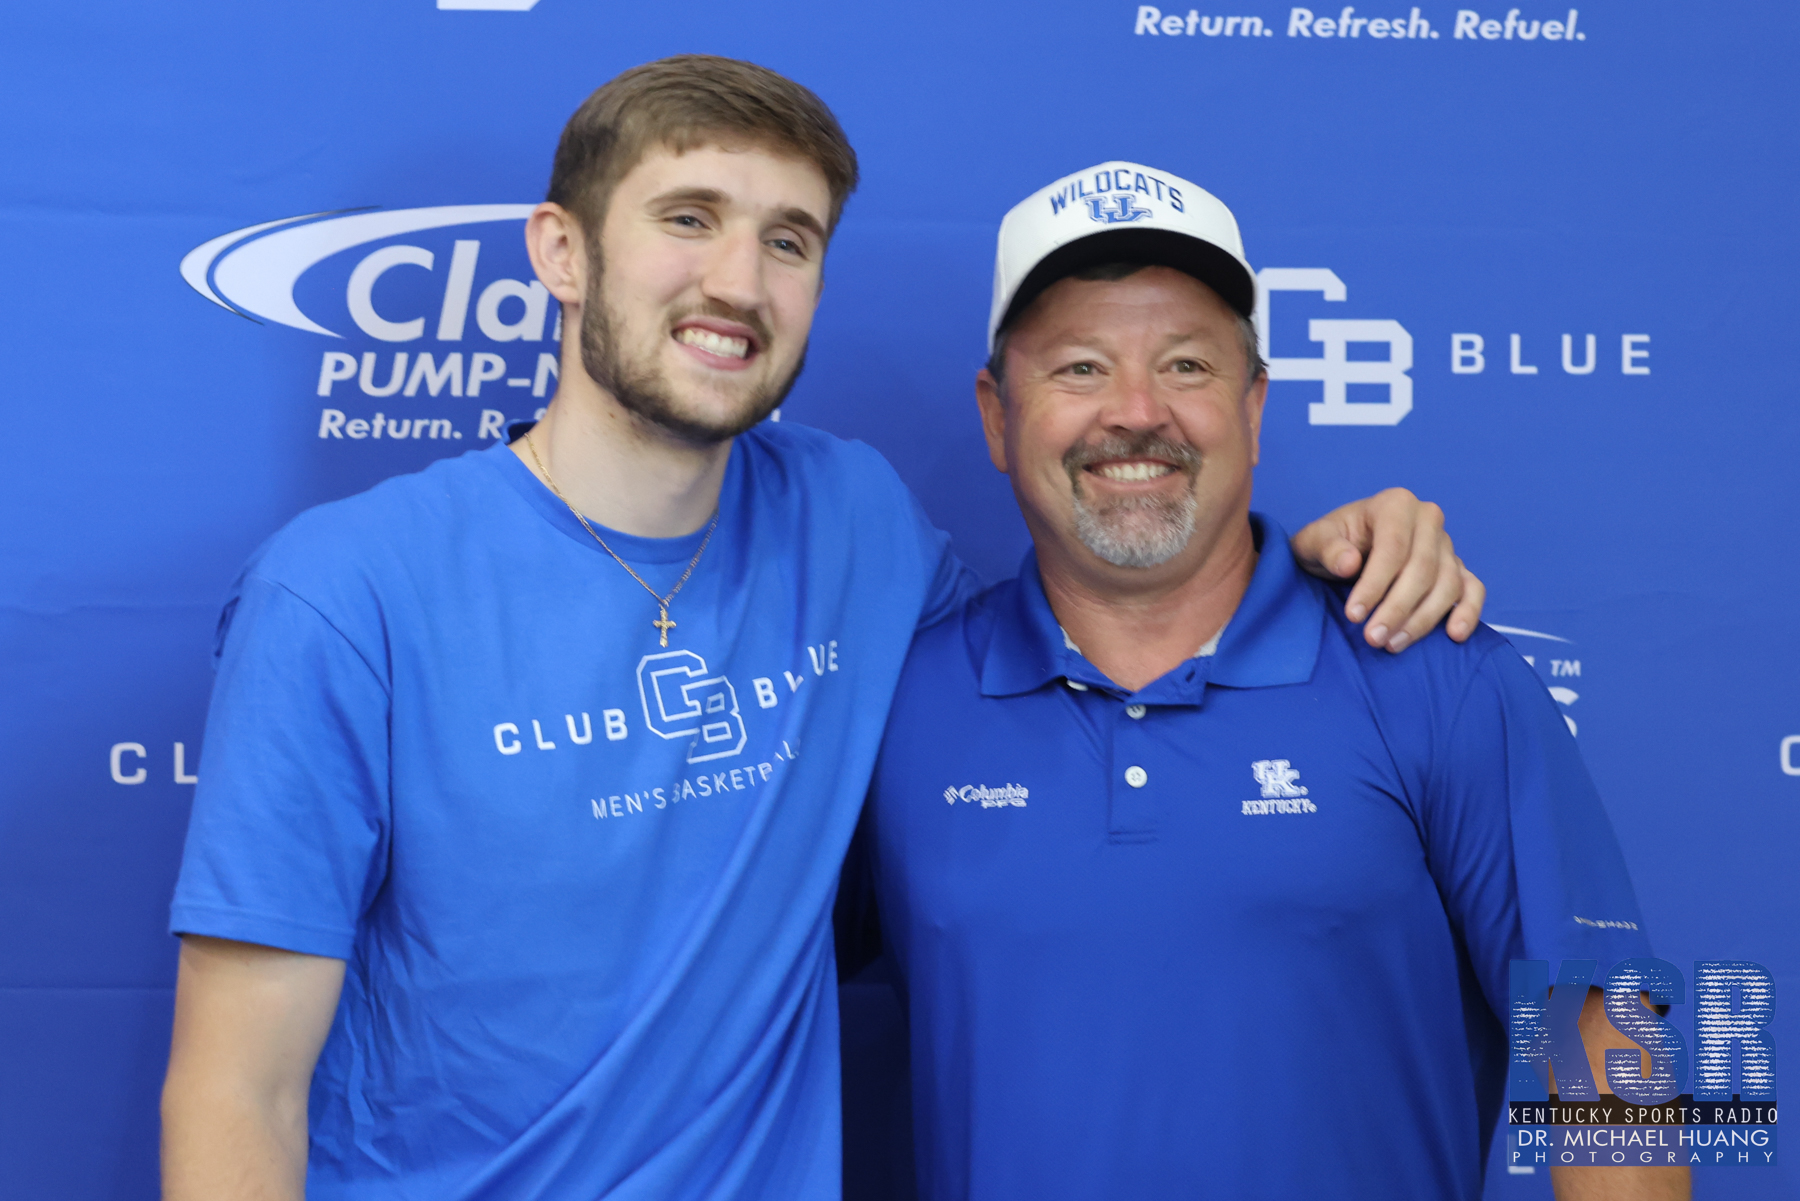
[669,214,706,229]
[768,237,804,256]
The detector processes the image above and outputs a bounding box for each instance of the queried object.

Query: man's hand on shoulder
[1289,487,1486,652]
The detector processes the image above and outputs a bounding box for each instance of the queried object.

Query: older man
[852,163,1684,1200]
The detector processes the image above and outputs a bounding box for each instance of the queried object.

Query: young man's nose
[698,227,769,317]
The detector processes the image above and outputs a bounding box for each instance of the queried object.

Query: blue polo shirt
[860,515,1652,1201]
[171,423,974,1200]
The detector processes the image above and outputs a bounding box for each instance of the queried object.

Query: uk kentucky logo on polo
[1241,759,1318,814]
[180,205,556,445]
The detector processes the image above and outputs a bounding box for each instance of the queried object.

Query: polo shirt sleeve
[1421,639,1653,1019]
[168,573,391,959]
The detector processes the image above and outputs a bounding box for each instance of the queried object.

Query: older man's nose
[1101,367,1166,429]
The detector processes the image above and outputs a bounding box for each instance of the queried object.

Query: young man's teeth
[676,328,750,359]
[1097,462,1173,482]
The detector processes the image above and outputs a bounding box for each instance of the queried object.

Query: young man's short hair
[547,55,860,239]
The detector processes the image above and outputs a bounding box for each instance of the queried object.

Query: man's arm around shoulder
[161,935,344,1201]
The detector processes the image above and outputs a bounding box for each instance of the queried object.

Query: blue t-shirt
[171,424,974,1200]
[859,515,1653,1201]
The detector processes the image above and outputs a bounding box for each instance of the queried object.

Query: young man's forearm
[160,936,344,1201]
[160,1076,308,1201]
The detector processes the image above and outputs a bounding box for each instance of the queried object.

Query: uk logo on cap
[1084,193,1154,224]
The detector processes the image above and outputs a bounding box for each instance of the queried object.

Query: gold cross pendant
[652,605,677,647]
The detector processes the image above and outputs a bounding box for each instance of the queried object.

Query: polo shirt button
[1065,679,1089,692]
[1126,704,1147,719]
[1124,765,1148,788]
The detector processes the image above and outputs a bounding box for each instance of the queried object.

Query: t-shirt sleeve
[1420,641,1653,1019]
[902,491,982,631]
[169,574,391,959]
[838,436,982,629]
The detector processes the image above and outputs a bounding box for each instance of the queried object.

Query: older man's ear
[1289,489,1486,652]
[974,369,1011,474]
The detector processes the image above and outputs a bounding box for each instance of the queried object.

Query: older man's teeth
[675,328,750,359]
[1096,461,1174,482]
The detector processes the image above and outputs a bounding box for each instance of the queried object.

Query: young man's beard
[1064,434,1202,569]
[578,257,806,445]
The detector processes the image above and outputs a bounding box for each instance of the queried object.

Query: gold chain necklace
[525,431,719,648]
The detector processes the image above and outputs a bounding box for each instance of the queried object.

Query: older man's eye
[1172,359,1202,373]
[1067,363,1095,376]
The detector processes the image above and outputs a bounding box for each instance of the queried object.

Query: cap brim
[997,228,1256,339]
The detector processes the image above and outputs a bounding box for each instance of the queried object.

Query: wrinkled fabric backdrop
[1,2,1793,1197]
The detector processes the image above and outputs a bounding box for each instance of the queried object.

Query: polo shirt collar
[979,513,1324,699]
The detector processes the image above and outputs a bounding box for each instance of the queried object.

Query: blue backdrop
[1,2,1793,1197]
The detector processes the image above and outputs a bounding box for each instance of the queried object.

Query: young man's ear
[974,368,1010,475]
[525,203,587,307]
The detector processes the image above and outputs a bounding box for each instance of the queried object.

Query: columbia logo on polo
[1242,759,1318,814]
[944,783,1030,808]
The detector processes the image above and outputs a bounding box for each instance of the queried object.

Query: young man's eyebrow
[778,207,827,242]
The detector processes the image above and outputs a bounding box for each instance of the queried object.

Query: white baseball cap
[988,161,1254,352]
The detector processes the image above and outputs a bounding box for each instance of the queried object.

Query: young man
[161,64,1482,1200]
[854,162,1684,1200]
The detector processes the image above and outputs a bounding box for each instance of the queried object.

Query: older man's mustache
[1064,434,1201,484]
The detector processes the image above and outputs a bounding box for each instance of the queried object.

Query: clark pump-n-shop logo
[182,205,554,444]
